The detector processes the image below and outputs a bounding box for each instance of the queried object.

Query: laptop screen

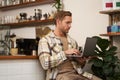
[66,37,97,58]
[82,37,97,57]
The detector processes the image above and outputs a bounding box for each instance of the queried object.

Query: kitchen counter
[0,55,38,60]
[0,55,45,80]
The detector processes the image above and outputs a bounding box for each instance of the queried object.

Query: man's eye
[66,22,71,24]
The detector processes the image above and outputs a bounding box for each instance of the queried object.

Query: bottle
[32,45,36,56]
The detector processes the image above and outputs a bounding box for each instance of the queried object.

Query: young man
[38,11,102,80]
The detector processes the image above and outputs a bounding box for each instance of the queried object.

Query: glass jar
[0,26,10,55]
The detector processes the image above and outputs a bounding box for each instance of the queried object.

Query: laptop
[67,37,97,57]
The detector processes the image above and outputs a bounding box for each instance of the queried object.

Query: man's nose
[68,24,71,28]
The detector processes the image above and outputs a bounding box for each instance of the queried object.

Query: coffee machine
[16,38,37,55]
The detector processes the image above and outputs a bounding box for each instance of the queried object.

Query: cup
[10,48,18,55]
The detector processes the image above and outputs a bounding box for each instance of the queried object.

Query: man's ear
[56,19,59,24]
[56,19,61,24]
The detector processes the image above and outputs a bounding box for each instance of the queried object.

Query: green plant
[89,36,120,80]
[52,0,63,11]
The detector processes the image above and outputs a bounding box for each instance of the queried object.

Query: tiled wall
[0,59,45,80]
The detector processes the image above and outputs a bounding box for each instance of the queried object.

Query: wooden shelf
[100,9,120,14]
[0,0,55,11]
[0,55,38,60]
[100,33,120,36]
[0,19,54,27]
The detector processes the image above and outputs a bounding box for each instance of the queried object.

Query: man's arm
[38,38,67,70]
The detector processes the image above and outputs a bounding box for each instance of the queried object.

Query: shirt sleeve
[38,37,67,70]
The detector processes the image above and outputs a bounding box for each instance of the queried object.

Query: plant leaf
[90,36,120,80]
[103,66,113,76]
[91,65,104,78]
[103,55,113,62]
[93,59,103,67]
[93,36,110,51]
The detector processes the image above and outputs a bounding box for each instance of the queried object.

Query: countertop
[0,55,38,60]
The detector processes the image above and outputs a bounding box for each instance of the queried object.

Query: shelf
[100,9,120,15]
[0,0,55,11]
[0,55,38,60]
[100,33,120,36]
[0,19,54,27]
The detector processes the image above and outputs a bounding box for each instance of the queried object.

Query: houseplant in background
[52,0,63,11]
[88,36,120,80]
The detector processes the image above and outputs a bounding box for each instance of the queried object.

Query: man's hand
[64,49,80,55]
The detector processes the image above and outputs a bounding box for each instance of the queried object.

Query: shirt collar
[48,31,72,44]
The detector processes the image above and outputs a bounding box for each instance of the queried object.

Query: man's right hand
[64,49,80,55]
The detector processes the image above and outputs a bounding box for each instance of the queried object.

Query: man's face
[58,16,72,33]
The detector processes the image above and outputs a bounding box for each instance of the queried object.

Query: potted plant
[88,36,120,80]
[52,0,63,11]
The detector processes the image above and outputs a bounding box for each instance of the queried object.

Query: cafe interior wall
[64,0,120,60]
[64,0,108,47]
[0,2,55,38]
[0,0,108,46]
[0,0,109,78]
[63,0,108,72]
